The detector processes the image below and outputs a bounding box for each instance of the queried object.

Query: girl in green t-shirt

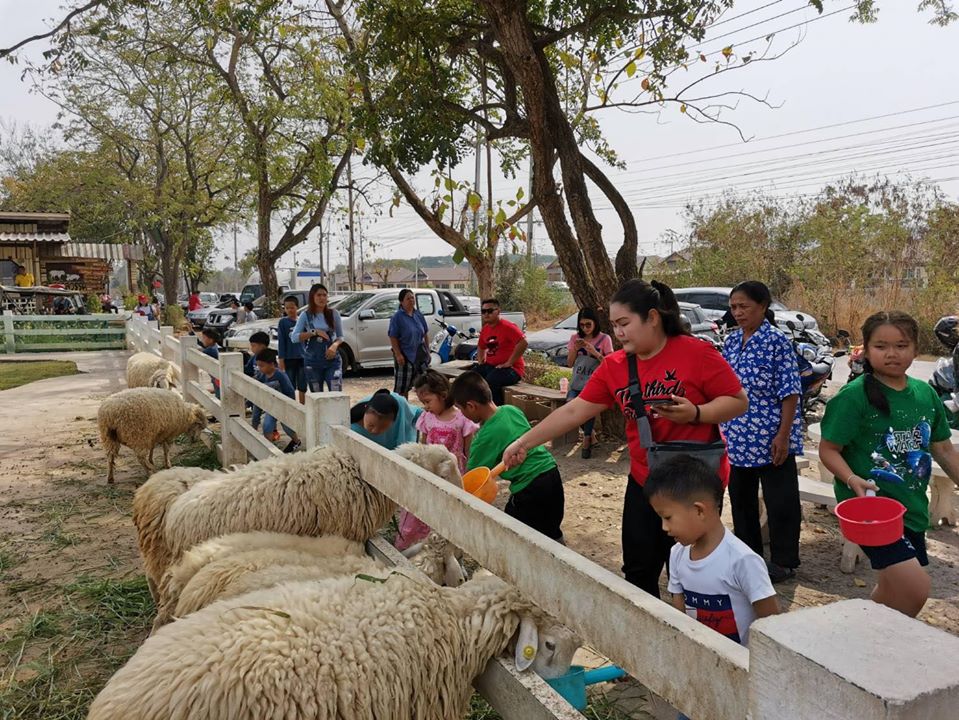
[820,311,959,617]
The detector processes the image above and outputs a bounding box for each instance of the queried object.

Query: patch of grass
[0,575,154,719]
[173,437,220,470]
[0,361,79,391]
[466,689,636,720]
[42,526,79,549]
[0,547,20,573]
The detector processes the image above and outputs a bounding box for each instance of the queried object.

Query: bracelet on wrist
[692,405,701,424]
[845,473,858,489]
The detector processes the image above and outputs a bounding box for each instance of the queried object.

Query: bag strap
[626,354,655,449]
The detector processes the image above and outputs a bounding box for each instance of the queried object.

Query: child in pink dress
[394,370,479,551]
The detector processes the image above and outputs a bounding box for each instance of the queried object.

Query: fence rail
[124,314,959,719]
[1,312,127,354]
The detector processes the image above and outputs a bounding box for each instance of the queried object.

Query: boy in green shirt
[451,371,565,541]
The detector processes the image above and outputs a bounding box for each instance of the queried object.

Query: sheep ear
[443,554,466,587]
[515,616,538,671]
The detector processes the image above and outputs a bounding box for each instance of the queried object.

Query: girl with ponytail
[819,311,959,616]
[502,278,749,597]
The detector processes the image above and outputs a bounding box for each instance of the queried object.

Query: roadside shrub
[122,294,138,311]
[85,294,103,314]
[162,304,185,328]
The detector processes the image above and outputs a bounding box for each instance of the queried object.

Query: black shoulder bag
[626,353,726,473]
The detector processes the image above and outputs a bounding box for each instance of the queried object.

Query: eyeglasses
[481,308,497,314]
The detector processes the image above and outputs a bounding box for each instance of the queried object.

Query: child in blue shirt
[277,295,306,404]
[244,331,271,377]
[250,348,301,453]
[198,328,221,398]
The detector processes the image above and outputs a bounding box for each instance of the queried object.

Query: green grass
[466,690,636,719]
[0,361,79,390]
[173,435,220,470]
[0,575,154,720]
[0,547,20,574]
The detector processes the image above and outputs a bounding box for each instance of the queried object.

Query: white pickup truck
[224,288,525,372]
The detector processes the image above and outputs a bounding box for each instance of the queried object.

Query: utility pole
[232,222,238,271]
[318,221,325,278]
[358,214,365,289]
[346,154,356,291]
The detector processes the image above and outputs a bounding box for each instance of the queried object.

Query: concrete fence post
[749,599,959,720]
[219,352,248,466]
[304,392,351,448]
[159,326,175,362]
[3,312,15,354]
[179,337,200,404]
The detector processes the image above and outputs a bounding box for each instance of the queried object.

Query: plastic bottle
[559,377,569,393]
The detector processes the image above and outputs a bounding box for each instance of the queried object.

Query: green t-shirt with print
[820,375,951,532]
[467,405,557,494]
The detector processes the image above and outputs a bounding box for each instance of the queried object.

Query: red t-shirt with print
[578,336,742,485]
[479,319,526,376]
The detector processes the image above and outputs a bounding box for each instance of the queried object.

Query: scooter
[785,321,846,420]
[429,319,477,367]
[835,329,864,384]
[929,315,959,427]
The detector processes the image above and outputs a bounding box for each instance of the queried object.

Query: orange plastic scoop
[462,462,505,504]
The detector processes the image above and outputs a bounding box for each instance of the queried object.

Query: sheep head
[185,405,208,439]
[395,442,462,489]
[149,367,177,390]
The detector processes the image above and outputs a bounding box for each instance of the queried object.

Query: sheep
[137,443,461,593]
[402,531,467,588]
[151,532,367,629]
[88,571,580,720]
[133,466,217,600]
[126,352,180,390]
[98,388,207,484]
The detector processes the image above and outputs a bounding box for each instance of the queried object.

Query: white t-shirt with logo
[667,529,775,646]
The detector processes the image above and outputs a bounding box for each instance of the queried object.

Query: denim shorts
[861,527,928,570]
[283,358,307,392]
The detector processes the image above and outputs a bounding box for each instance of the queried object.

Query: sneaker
[766,561,796,584]
[283,439,302,454]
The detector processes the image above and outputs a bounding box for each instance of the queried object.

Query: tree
[28,15,246,312]
[368,257,412,286]
[152,0,354,314]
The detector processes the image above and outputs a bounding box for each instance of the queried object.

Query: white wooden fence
[1,312,127,353]
[125,315,959,720]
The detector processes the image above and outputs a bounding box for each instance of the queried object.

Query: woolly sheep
[88,572,578,720]
[143,443,461,593]
[151,532,367,629]
[133,466,217,599]
[126,352,180,390]
[402,531,467,588]
[98,388,207,484]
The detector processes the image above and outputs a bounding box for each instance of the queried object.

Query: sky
[1,1,958,273]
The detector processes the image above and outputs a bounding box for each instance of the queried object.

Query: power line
[706,1,788,30]
[694,4,857,52]
[689,2,818,49]
[617,101,959,165]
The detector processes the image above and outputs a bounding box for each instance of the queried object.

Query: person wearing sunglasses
[474,298,527,405]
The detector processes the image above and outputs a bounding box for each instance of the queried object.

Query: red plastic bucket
[834,495,906,546]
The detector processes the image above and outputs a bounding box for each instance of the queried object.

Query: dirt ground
[1,353,958,718]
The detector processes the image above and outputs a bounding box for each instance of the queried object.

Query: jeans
[306,361,343,392]
[262,413,295,439]
[566,387,595,437]
[474,364,521,406]
[622,477,675,597]
[728,455,801,568]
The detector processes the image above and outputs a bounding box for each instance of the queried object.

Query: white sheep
[402,531,467,588]
[126,352,180,390]
[88,572,580,720]
[136,444,455,594]
[151,531,367,629]
[98,388,207,484]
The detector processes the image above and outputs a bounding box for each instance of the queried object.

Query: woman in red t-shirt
[503,279,748,597]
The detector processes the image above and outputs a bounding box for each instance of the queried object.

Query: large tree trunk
[256,191,279,316]
[471,254,494,299]
[158,232,179,326]
[481,1,620,317]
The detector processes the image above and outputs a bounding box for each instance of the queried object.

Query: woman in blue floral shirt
[721,281,803,583]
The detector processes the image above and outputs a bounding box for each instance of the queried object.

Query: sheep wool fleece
[126,352,180,389]
[162,447,396,570]
[89,573,532,720]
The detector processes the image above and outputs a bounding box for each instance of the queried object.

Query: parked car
[226,288,524,373]
[527,302,720,366]
[188,298,237,331]
[205,289,306,335]
[672,286,820,331]
[178,291,220,310]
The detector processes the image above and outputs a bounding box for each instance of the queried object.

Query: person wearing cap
[350,389,422,449]
[135,294,154,321]
[251,348,302,453]
[14,264,34,287]
[198,328,222,398]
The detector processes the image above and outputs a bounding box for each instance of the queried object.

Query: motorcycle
[930,316,959,428]
[835,329,864,384]
[429,319,478,367]
[784,320,846,420]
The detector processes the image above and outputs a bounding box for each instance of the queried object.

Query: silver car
[672,287,820,331]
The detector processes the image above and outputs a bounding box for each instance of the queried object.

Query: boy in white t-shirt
[646,455,779,647]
